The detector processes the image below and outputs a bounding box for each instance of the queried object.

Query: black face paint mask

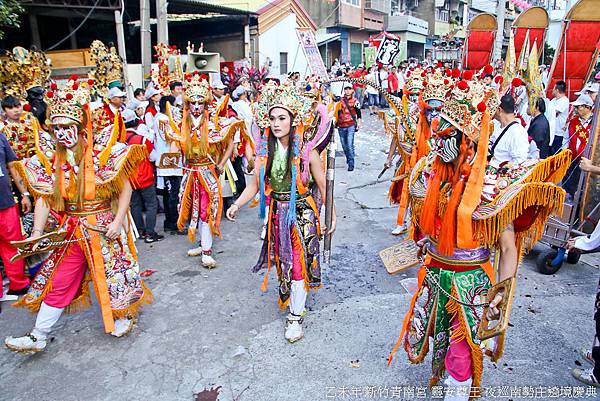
[26,86,47,123]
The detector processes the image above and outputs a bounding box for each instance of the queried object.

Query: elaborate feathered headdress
[0,47,51,99]
[45,76,92,125]
[403,68,425,94]
[421,69,453,102]
[439,73,500,141]
[88,40,124,98]
[254,81,312,129]
[183,72,211,103]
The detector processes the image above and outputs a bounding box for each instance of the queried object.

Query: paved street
[1,112,598,401]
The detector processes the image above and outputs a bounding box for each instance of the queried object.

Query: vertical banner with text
[296,28,328,79]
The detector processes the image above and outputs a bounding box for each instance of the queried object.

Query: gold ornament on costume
[3,112,38,159]
[153,43,184,95]
[439,75,500,141]
[421,69,453,102]
[403,68,425,94]
[88,40,124,98]
[45,76,91,125]
[254,80,312,129]
[183,72,211,103]
[0,47,50,99]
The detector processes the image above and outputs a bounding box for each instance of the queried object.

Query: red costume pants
[43,243,88,308]
[0,204,29,297]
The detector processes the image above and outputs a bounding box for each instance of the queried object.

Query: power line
[45,0,101,51]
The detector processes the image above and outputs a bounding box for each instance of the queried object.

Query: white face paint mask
[54,125,79,149]
[190,101,204,117]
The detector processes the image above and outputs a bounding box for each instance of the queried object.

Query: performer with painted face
[226,81,336,343]
[0,47,51,158]
[88,40,126,140]
[164,72,248,268]
[388,73,571,400]
[385,68,451,236]
[5,77,152,353]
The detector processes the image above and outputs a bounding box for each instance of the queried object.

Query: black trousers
[162,176,182,231]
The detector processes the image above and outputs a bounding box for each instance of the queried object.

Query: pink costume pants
[445,316,473,382]
[43,243,88,308]
[0,204,29,297]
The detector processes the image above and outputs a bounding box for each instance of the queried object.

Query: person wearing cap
[144,85,162,131]
[564,93,594,197]
[122,109,163,243]
[92,86,127,138]
[211,80,227,108]
[335,83,362,171]
[576,82,599,104]
[127,99,151,139]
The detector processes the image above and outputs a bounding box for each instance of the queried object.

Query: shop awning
[316,32,341,46]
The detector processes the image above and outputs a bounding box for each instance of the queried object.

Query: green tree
[0,0,24,40]
[543,42,555,67]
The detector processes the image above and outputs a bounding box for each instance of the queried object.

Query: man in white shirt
[490,94,530,165]
[377,66,389,108]
[549,80,569,155]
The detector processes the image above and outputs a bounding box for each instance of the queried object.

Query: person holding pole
[226,81,336,344]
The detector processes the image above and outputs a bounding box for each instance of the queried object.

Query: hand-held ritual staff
[5,77,152,353]
[226,81,336,343]
[388,71,570,400]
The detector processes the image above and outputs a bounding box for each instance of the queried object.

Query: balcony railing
[365,0,391,14]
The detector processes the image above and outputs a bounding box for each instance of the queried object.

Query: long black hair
[265,109,295,182]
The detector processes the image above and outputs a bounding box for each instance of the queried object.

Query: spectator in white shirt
[549,80,569,155]
[490,94,530,165]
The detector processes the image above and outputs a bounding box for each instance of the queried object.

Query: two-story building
[300,0,388,66]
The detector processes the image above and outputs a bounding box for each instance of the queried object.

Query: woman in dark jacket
[528,97,551,159]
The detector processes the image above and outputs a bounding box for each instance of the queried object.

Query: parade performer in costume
[226,81,336,343]
[385,67,456,235]
[164,72,248,268]
[384,68,424,235]
[4,76,152,352]
[88,40,126,141]
[0,47,51,158]
[388,73,571,400]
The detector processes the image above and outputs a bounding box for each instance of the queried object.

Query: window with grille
[280,52,288,74]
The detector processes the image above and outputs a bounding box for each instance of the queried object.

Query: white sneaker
[260,225,267,240]
[391,225,407,235]
[0,294,18,302]
[110,318,135,338]
[201,253,217,269]
[5,334,47,353]
[284,314,304,343]
[187,246,203,257]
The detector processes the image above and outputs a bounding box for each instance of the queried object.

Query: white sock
[31,302,64,340]
[289,280,307,316]
[201,222,213,252]
[443,375,473,401]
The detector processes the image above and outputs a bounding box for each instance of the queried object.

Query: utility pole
[140,0,152,86]
[156,0,169,44]
[114,9,130,95]
[493,0,506,62]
